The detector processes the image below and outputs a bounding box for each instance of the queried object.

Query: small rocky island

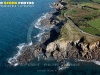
[9,0,100,66]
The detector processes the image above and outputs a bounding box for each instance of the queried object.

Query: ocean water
[0,0,100,75]
[0,0,57,75]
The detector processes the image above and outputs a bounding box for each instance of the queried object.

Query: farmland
[92,0,100,3]
[66,0,100,36]
[71,0,91,3]
[87,18,100,30]
[81,27,100,35]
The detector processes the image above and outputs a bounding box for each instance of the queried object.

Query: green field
[82,18,100,35]
[81,27,100,35]
[87,18,100,30]
[93,0,100,3]
[68,10,77,15]
[71,0,91,3]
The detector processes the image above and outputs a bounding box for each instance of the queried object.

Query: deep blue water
[0,0,54,62]
[0,0,100,75]
[0,0,57,75]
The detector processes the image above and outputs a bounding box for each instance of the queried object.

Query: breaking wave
[34,13,50,41]
[77,59,100,66]
[8,42,32,66]
[8,13,50,66]
[34,31,45,42]
[34,13,50,30]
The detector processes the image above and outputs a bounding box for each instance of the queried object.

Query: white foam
[34,32,45,42]
[77,59,87,62]
[34,13,50,30]
[77,59,100,66]
[14,63,19,66]
[92,60,100,65]
[28,41,33,46]
[58,62,70,70]
[49,3,53,8]
[34,13,51,42]
[8,42,32,66]
[8,13,51,66]
[17,43,26,50]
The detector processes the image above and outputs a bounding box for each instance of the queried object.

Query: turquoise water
[0,0,100,75]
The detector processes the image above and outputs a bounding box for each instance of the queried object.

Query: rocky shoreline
[9,0,100,66]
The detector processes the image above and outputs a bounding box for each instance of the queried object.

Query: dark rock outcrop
[45,37,100,62]
[53,0,65,10]
[40,13,60,29]
[17,44,42,64]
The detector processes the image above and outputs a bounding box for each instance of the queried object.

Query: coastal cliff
[46,38,100,61]
[10,0,100,65]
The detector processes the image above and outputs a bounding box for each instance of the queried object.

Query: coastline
[8,0,100,67]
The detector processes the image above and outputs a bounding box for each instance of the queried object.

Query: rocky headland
[11,0,100,65]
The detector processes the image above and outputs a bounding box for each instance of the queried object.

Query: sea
[0,0,100,75]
